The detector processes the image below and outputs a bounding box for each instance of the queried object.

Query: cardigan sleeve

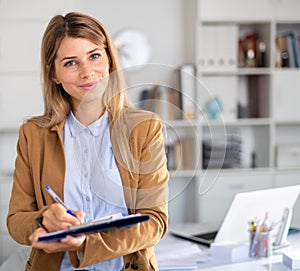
[6,124,47,245]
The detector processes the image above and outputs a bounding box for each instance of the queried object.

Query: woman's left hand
[29,227,86,254]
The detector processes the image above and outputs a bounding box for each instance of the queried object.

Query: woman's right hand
[41,203,85,232]
[29,203,86,254]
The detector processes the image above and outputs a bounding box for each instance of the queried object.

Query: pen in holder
[249,230,273,257]
[249,212,273,257]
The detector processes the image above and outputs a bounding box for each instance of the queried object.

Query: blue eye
[65,60,76,67]
[90,53,100,60]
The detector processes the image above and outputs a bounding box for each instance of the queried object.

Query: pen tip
[45,185,50,190]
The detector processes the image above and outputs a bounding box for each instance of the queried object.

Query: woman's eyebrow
[88,48,102,54]
[60,48,102,63]
[60,56,77,63]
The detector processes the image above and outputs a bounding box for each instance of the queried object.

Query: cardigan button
[131,263,139,270]
[125,262,130,269]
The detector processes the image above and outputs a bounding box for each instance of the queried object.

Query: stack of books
[202,136,241,169]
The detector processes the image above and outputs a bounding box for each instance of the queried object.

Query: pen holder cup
[249,230,273,258]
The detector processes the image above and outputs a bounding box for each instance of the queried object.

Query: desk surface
[155,230,300,271]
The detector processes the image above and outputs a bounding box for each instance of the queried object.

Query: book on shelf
[238,75,268,119]
[166,138,195,170]
[178,64,196,119]
[275,32,300,68]
[138,85,182,120]
[287,32,299,68]
[297,36,300,68]
[167,89,182,120]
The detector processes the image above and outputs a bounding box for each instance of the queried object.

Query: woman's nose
[79,62,95,79]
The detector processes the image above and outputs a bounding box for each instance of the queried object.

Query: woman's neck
[73,101,105,126]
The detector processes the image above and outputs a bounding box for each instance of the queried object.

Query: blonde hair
[30,12,130,127]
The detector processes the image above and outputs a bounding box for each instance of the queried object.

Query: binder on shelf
[200,24,238,71]
[178,64,196,119]
[199,25,217,70]
[219,25,238,70]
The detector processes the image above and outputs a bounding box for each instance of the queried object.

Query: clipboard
[38,213,150,242]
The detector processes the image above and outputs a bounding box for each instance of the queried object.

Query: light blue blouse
[60,111,128,271]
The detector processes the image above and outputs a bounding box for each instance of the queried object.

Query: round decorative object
[113,28,152,70]
[205,98,222,120]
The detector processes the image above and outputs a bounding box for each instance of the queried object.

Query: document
[155,233,209,271]
[38,213,150,242]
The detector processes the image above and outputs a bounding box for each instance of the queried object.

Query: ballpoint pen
[45,185,76,217]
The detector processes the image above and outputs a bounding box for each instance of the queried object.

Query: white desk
[155,231,300,271]
[1,230,299,270]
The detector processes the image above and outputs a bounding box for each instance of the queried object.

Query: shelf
[164,119,200,128]
[200,167,273,176]
[274,168,300,174]
[201,19,272,24]
[202,118,271,127]
[275,120,300,126]
[199,68,272,76]
[169,169,200,178]
[274,68,300,73]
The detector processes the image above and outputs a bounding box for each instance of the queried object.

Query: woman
[7,12,169,271]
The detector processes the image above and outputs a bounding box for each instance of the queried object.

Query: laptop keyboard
[193,231,218,241]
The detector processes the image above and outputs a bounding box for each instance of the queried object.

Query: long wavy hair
[30,12,130,127]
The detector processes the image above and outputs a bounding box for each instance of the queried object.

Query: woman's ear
[52,74,60,84]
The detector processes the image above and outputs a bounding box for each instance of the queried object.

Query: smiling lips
[80,81,98,91]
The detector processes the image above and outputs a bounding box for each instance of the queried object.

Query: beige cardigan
[7,108,169,271]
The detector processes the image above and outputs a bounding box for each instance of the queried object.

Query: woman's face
[53,37,110,110]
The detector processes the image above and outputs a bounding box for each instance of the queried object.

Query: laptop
[169,185,300,246]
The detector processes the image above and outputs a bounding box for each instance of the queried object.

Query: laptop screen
[214,185,300,243]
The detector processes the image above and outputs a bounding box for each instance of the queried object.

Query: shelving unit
[195,0,300,225]
[133,0,300,226]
